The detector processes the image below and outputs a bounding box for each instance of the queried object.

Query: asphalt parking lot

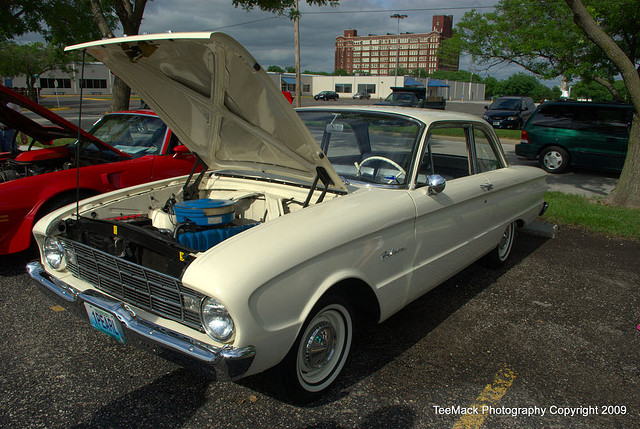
[1,225,638,428]
[4,96,636,428]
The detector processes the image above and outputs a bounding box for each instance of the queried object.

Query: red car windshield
[82,114,167,157]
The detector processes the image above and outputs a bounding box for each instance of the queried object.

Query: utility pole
[390,13,407,87]
[294,0,301,107]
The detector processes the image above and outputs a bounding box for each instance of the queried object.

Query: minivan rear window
[530,104,632,137]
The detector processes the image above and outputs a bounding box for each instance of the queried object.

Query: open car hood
[66,33,346,191]
[0,84,129,157]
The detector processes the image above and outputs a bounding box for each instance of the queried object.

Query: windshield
[385,93,418,103]
[81,114,167,157]
[489,99,521,110]
[298,110,422,186]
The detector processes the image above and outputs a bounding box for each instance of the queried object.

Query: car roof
[540,100,633,108]
[296,105,486,126]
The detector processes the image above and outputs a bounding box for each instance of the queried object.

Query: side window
[530,105,573,129]
[593,107,632,137]
[418,125,470,183]
[473,128,502,173]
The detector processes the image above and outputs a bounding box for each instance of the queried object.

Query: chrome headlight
[507,116,517,121]
[43,236,66,271]
[201,297,235,342]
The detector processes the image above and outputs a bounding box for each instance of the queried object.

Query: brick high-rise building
[335,15,458,75]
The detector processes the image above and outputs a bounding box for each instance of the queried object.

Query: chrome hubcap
[296,305,351,391]
[498,223,514,260]
[304,322,336,369]
[543,151,563,170]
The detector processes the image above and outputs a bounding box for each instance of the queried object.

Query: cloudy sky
[133,0,512,77]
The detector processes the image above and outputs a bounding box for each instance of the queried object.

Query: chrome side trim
[27,261,255,380]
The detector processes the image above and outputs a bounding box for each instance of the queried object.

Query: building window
[80,79,107,89]
[40,78,71,89]
[357,83,376,94]
[335,83,352,93]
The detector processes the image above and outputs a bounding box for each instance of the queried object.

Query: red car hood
[0,84,130,158]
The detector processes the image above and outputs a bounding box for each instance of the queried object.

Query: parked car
[516,101,634,173]
[352,91,371,100]
[0,84,199,255]
[29,32,547,403]
[375,86,446,110]
[483,96,537,129]
[314,90,339,101]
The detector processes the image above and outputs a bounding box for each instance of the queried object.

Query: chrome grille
[60,238,204,331]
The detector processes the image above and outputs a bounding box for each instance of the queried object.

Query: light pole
[294,0,301,107]
[390,13,407,87]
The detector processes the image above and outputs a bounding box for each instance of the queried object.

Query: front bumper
[484,117,519,129]
[27,261,255,380]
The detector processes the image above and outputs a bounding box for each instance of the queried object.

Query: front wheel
[483,221,516,268]
[274,295,354,404]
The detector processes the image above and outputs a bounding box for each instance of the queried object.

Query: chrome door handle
[480,183,494,191]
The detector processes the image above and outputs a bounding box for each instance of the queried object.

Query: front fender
[181,188,417,374]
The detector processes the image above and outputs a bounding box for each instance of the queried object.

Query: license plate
[493,121,500,126]
[84,302,126,344]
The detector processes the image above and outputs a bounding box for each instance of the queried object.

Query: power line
[302,6,496,15]
[210,5,495,30]
[212,16,282,31]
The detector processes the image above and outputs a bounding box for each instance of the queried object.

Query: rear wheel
[484,221,516,268]
[274,295,353,404]
[539,146,569,173]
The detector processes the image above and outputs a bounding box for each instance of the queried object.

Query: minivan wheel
[540,146,569,173]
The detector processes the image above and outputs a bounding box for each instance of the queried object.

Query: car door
[407,122,495,302]
[468,125,521,243]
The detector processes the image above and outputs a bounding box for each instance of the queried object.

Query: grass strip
[542,191,640,240]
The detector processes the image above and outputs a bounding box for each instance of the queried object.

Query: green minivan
[515,101,634,173]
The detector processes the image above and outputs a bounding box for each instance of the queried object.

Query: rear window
[530,104,632,137]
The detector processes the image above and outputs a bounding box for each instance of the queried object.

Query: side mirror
[484,105,489,110]
[427,174,446,195]
[172,144,190,157]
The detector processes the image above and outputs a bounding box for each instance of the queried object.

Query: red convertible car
[0,84,199,255]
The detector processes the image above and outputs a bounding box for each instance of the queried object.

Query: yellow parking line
[452,364,517,429]
[50,305,66,312]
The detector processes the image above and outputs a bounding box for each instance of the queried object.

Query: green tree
[1,1,117,46]
[501,73,538,96]
[571,80,617,101]
[303,70,329,75]
[565,0,640,207]
[442,0,640,207]
[410,69,428,78]
[332,68,351,76]
[267,65,285,73]
[88,0,150,112]
[440,0,640,101]
[482,76,503,99]
[0,42,70,100]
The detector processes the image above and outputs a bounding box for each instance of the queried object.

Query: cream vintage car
[28,32,547,403]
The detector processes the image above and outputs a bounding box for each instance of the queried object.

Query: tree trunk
[89,0,148,113]
[565,0,640,207]
[111,76,131,112]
